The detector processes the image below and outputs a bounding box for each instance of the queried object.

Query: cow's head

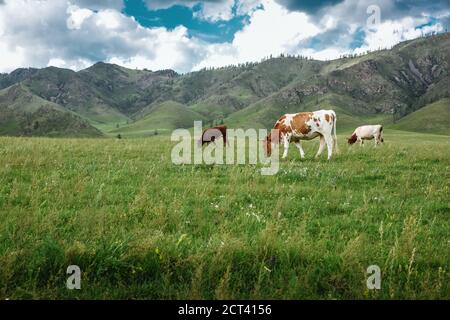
[199,128,221,147]
[347,133,357,145]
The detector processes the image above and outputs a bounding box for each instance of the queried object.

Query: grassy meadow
[0,131,449,299]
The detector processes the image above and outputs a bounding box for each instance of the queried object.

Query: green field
[0,131,449,299]
[110,101,206,137]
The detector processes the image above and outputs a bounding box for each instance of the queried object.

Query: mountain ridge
[0,33,449,137]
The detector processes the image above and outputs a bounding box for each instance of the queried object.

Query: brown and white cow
[199,125,228,146]
[263,110,338,160]
[347,125,384,146]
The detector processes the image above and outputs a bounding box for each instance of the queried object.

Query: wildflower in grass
[177,234,188,247]
[252,212,261,222]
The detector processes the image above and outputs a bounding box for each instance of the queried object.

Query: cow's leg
[294,141,305,159]
[315,135,326,158]
[325,135,333,160]
[282,135,290,159]
[223,133,230,147]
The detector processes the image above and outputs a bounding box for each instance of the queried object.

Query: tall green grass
[0,131,448,299]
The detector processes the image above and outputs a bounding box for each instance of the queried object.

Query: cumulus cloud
[194,0,235,21]
[0,0,206,73]
[354,17,444,54]
[235,0,263,15]
[66,5,93,30]
[267,0,448,60]
[193,0,322,69]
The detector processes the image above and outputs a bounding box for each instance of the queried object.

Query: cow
[347,125,384,146]
[263,110,338,160]
[199,125,228,147]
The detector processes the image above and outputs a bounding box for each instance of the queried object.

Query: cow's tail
[379,125,384,143]
[332,111,339,153]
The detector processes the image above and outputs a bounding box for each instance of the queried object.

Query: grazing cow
[199,125,228,146]
[348,125,384,146]
[263,110,338,160]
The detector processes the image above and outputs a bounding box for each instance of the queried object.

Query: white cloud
[303,47,349,61]
[95,9,123,29]
[354,17,444,54]
[47,57,92,71]
[193,0,321,69]
[236,0,263,16]
[107,25,206,71]
[67,5,93,30]
[144,0,263,22]
[194,0,235,21]
[0,43,26,73]
[145,0,235,22]
[320,15,338,30]
[0,0,206,73]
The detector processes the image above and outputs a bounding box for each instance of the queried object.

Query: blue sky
[123,0,251,42]
[0,0,449,73]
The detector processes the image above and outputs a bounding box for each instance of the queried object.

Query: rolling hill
[0,84,103,137]
[111,101,206,137]
[0,33,449,137]
[390,98,450,135]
